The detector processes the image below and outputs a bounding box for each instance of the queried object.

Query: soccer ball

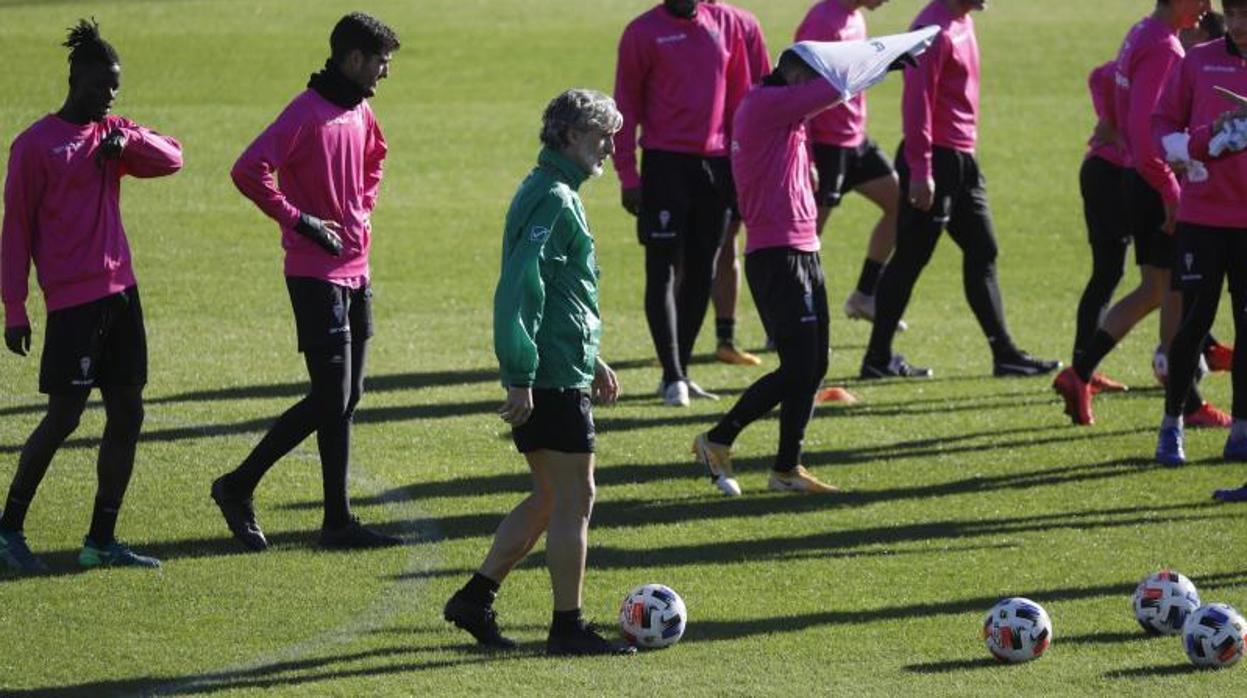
[1183,603,1247,668]
[982,597,1052,663]
[1131,569,1201,635]
[619,583,686,649]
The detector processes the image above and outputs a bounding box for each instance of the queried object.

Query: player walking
[443,90,635,657]
[860,0,1060,380]
[0,20,181,572]
[211,13,402,551]
[1152,0,1247,465]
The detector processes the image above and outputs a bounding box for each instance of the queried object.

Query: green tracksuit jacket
[494,147,601,389]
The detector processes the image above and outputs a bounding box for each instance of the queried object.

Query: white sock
[1161,414,1182,430]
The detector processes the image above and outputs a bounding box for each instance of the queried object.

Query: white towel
[789,25,941,101]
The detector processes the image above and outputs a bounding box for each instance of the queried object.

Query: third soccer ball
[619,583,686,649]
[1131,569,1201,635]
[1183,603,1247,668]
[983,597,1052,663]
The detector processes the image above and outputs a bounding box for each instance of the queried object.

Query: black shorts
[286,277,374,353]
[637,150,734,246]
[1172,223,1247,293]
[744,248,829,342]
[1080,156,1130,247]
[812,139,895,208]
[511,388,595,454]
[1122,168,1175,269]
[39,287,147,395]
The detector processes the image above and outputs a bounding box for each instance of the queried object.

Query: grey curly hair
[540,89,623,149]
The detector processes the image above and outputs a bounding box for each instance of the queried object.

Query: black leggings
[709,250,829,470]
[1,386,144,544]
[646,238,719,384]
[1073,157,1129,361]
[225,337,368,529]
[869,145,1015,363]
[1166,225,1247,419]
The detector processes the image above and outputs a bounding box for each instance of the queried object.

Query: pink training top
[2,114,182,329]
[732,78,844,254]
[715,2,772,82]
[1087,61,1126,166]
[1154,38,1247,229]
[613,2,749,189]
[232,89,387,287]
[1114,15,1184,205]
[902,0,980,183]
[794,0,868,147]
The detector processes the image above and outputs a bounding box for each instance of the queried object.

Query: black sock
[551,608,583,634]
[715,318,735,345]
[459,572,501,607]
[1073,330,1118,382]
[0,495,31,532]
[87,497,120,546]
[856,259,884,295]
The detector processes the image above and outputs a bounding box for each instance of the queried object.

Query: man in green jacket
[444,89,635,657]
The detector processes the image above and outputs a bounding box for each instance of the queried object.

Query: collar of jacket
[538,147,589,190]
[1228,36,1244,60]
[307,61,368,109]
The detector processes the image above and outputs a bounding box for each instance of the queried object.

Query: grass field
[2,0,1246,695]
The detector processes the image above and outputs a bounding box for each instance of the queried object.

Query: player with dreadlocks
[0,19,183,572]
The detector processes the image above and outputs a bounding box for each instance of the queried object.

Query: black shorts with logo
[637,149,735,246]
[511,388,595,454]
[1122,168,1175,270]
[812,138,895,208]
[39,286,147,395]
[744,248,829,343]
[286,277,374,353]
[1172,223,1247,293]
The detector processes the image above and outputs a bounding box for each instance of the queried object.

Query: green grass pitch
[1,0,1246,695]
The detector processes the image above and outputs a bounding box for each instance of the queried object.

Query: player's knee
[44,407,84,440]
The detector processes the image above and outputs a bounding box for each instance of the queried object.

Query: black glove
[5,325,31,356]
[98,129,125,161]
[295,212,343,256]
[887,54,918,72]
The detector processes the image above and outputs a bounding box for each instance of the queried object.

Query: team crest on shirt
[870,40,885,53]
[530,226,551,242]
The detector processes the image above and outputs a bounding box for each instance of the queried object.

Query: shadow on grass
[902,657,1001,673]
[2,643,545,697]
[295,425,1147,509]
[682,569,1247,644]
[1102,663,1204,678]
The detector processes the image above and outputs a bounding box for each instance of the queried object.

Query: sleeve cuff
[4,302,29,329]
[616,169,641,190]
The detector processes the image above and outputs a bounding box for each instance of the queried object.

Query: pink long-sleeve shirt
[1,114,182,329]
[1114,15,1184,205]
[613,3,749,189]
[1087,61,1126,166]
[732,78,844,254]
[717,2,772,82]
[1154,38,1247,229]
[231,89,386,286]
[795,0,868,147]
[902,0,979,184]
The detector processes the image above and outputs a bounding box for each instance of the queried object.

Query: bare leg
[478,454,553,583]
[1100,265,1168,340]
[541,450,595,612]
[855,173,901,267]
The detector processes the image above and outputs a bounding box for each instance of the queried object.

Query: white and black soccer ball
[1131,569,1201,635]
[1183,603,1247,668]
[982,597,1052,663]
[619,583,686,649]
